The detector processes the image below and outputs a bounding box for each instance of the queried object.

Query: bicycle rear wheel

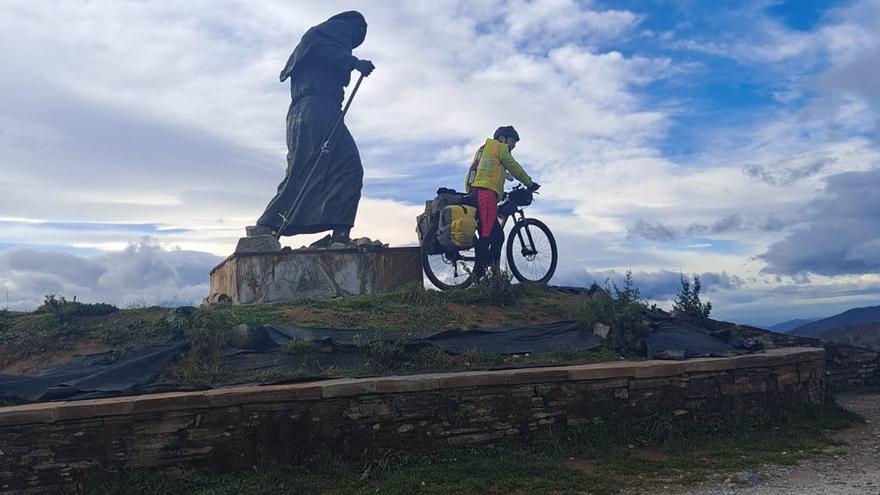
[506,218,557,284]
[420,240,476,290]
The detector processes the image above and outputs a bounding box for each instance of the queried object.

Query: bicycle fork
[511,211,537,257]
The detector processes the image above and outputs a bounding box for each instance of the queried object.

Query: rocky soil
[658,392,880,495]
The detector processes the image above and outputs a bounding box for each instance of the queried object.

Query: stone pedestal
[207,247,422,304]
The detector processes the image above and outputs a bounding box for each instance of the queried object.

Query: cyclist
[465,125,540,280]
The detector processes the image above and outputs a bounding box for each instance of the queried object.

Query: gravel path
[654,393,880,495]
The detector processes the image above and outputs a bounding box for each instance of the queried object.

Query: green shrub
[281,338,319,356]
[467,268,519,306]
[167,310,244,384]
[673,274,712,319]
[362,334,411,372]
[579,271,648,351]
[281,338,322,367]
[36,294,118,324]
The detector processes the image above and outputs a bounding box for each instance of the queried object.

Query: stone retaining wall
[0,348,823,494]
[737,326,880,392]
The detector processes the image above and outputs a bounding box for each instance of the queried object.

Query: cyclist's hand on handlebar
[527,182,541,192]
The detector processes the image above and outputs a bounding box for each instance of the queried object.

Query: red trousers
[474,188,498,238]
[473,187,503,272]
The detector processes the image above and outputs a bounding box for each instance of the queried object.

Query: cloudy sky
[1,0,878,326]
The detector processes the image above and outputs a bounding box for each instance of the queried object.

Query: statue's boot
[309,229,354,249]
[332,228,352,245]
[309,234,334,248]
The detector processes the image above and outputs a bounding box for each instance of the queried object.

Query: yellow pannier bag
[436,204,477,251]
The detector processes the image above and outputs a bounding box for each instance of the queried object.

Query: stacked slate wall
[737,325,880,392]
[0,348,823,494]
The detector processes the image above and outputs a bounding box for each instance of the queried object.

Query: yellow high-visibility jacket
[464,138,533,199]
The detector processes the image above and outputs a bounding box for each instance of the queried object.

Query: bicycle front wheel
[506,218,557,284]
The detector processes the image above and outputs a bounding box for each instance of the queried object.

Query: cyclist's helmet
[493,125,520,141]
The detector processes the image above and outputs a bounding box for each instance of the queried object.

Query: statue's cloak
[257,11,367,236]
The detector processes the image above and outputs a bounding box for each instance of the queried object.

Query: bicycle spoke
[424,249,475,289]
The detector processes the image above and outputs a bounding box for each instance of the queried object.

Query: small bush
[281,338,319,356]
[36,294,76,324]
[468,268,519,306]
[168,310,244,384]
[580,271,649,350]
[673,274,712,319]
[36,294,118,324]
[362,334,412,372]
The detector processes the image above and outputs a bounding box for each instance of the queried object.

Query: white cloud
[0,238,221,310]
[0,0,879,322]
[505,0,640,49]
[0,0,673,255]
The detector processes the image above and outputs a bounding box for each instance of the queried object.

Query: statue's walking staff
[274,72,367,241]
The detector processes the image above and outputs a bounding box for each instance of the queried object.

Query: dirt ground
[654,393,880,495]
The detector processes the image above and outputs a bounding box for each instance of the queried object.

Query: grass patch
[281,338,319,356]
[395,346,620,374]
[164,309,247,385]
[1,282,591,373]
[0,304,173,369]
[0,286,618,384]
[93,401,860,495]
[298,342,619,380]
[253,368,312,383]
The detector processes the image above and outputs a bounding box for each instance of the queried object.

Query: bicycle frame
[446,197,532,264]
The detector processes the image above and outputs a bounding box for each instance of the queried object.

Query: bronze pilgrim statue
[252,11,374,246]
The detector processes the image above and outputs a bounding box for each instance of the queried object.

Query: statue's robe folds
[257,13,365,236]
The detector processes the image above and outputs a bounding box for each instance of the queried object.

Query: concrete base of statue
[206,246,422,305]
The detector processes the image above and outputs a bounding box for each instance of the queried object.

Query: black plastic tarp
[0,316,763,404]
[0,322,602,403]
[425,321,602,354]
[222,321,603,383]
[0,342,186,403]
[642,320,761,359]
[253,320,601,354]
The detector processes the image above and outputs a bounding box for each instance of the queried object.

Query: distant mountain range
[787,305,880,337]
[812,322,880,350]
[767,318,821,334]
[780,305,880,350]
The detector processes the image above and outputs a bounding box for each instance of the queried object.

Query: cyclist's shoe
[527,182,541,192]
[473,238,490,281]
